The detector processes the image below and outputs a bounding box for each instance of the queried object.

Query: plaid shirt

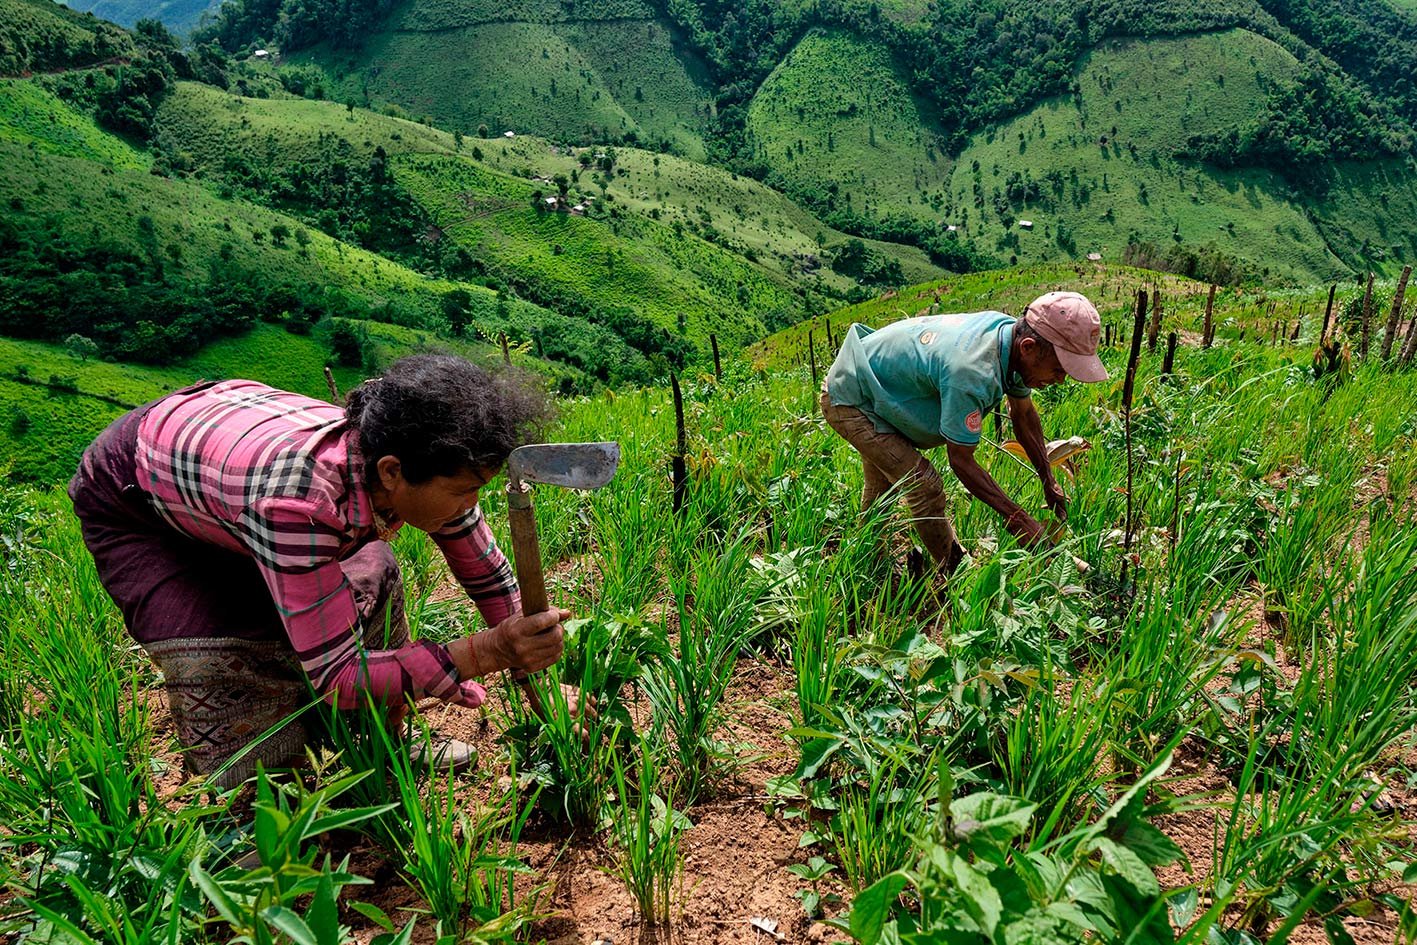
[134,380,520,709]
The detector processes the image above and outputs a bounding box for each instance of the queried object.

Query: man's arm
[1008,395,1068,521]
[945,440,1046,546]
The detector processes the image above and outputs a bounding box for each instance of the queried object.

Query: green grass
[471,131,948,291]
[301,0,713,158]
[155,80,457,166]
[938,30,1417,281]
[744,27,954,223]
[0,78,149,168]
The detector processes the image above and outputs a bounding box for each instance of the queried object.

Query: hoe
[504,440,620,717]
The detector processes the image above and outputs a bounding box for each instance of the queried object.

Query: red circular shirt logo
[965,410,982,434]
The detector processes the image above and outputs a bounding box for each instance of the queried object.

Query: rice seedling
[505,610,650,826]
[602,737,692,926]
[642,530,765,800]
[823,750,936,893]
[372,710,544,942]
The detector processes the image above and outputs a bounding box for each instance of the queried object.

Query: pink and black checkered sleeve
[431,504,522,625]
[240,495,485,710]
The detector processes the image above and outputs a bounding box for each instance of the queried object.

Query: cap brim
[1056,347,1109,383]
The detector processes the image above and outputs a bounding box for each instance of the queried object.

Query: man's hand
[1042,476,1068,522]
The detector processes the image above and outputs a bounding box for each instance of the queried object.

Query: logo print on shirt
[919,331,938,346]
[965,410,982,434]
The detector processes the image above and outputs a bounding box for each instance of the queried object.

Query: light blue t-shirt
[824,311,1031,447]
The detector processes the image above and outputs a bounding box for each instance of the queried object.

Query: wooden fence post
[1359,272,1375,360]
[1401,297,1417,366]
[1161,331,1178,377]
[710,333,721,381]
[670,372,687,514]
[1381,265,1412,361]
[1146,289,1163,353]
[1202,284,1216,349]
[1319,284,1336,345]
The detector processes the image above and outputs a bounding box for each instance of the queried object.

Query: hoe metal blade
[506,442,620,491]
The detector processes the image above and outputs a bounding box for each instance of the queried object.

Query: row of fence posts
[459,269,1414,517]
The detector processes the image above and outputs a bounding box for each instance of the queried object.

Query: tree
[270,223,290,246]
[64,333,99,362]
[328,320,367,367]
[442,288,472,336]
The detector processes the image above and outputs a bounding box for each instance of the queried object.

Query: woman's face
[375,459,501,532]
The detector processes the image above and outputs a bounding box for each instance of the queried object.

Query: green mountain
[58,0,222,33]
[0,0,138,74]
[190,0,1417,282]
[290,0,716,161]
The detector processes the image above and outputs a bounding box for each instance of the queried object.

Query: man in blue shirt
[820,291,1108,577]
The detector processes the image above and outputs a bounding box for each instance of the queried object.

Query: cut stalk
[1381,264,1411,361]
[1319,283,1335,345]
[670,372,687,515]
[1121,289,1147,587]
[1202,284,1216,348]
[1359,272,1374,359]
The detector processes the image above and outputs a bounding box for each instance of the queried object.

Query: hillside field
[299,0,714,159]
[936,30,1417,282]
[3,264,1416,942]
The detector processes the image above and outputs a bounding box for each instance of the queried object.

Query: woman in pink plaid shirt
[68,354,570,789]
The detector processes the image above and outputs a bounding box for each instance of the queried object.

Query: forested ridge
[191,0,1417,219]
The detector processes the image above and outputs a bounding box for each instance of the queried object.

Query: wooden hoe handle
[507,482,549,718]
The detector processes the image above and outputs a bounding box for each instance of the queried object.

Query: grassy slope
[154,82,948,349]
[749,262,1372,370]
[0,318,516,483]
[469,132,949,291]
[744,27,954,223]
[393,153,803,349]
[0,80,506,323]
[946,30,1417,281]
[4,79,627,366]
[0,77,149,168]
[302,0,713,159]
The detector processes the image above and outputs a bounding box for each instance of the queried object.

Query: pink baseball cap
[1022,291,1108,383]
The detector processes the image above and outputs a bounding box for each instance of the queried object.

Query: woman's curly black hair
[345,354,551,485]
